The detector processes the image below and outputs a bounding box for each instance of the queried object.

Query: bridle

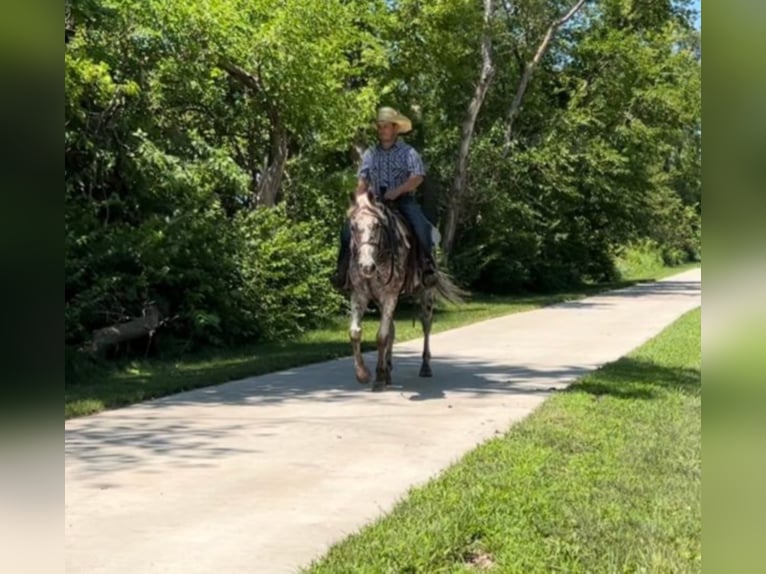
[350,202,400,286]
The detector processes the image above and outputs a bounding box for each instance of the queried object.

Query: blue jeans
[339,195,434,260]
[395,195,434,256]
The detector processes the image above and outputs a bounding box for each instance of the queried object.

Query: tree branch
[501,0,587,156]
[217,58,265,94]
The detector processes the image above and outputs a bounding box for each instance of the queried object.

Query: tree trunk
[218,58,288,208]
[442,0,495,260]
[256,117,288,207]
[501,0,587,156]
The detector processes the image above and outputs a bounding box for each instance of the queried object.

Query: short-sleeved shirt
[357,140,426,198]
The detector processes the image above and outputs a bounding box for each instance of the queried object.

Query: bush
[232,206,345,341]
[614,239,666,280]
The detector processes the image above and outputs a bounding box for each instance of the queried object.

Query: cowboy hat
[376,107,412,134]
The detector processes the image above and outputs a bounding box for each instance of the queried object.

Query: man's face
[376,121,398,144]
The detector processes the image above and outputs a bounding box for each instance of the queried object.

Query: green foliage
[614,239,667,280]
[444,0,700,292]
[234,206,344,341]
[65,0,357,351]
[65,0,701,360]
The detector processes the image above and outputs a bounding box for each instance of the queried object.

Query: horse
[345,190,465,391]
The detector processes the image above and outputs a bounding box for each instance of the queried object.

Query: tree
[441,0,496,260]
[501,0,587,155]
[148,0,387,207]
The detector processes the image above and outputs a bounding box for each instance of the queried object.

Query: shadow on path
[66,274,700,479]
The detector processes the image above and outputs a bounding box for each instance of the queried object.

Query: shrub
[233,205,345,341]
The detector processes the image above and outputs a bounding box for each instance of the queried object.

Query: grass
[303,307,701,574]
[65,262,698,419]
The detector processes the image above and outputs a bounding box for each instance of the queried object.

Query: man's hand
[383,188,401,201]
[385,175,423,201]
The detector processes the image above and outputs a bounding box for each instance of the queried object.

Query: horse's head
[349,191,388,279]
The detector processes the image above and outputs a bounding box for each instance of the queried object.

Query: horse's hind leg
[350,292,371,384]
[419,291,434,377]
[374,297,397,391]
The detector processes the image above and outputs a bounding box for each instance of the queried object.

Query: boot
[331,247,350,291]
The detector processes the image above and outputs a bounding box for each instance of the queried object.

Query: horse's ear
[366,189,375,204]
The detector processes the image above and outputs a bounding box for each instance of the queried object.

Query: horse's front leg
[374,297,398,391]
[419,291,434,377]
[350,292,371,384]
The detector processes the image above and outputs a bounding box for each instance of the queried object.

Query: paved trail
[65,269,701,574]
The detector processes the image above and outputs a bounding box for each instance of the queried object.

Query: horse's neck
[357,194,375,210]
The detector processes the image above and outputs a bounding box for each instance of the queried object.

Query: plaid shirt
[357,140,426,198]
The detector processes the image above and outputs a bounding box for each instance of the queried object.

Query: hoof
[377,368,392,387]
[419,364,433,378]
[356,367,371,384]
[372,381,386,392]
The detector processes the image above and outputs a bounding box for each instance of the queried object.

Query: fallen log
[90,305,161,356]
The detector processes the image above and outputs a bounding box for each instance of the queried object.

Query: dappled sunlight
[65,416,262,480]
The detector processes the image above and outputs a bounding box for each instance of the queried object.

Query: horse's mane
[348,193,402,250]
[347,192,382,219]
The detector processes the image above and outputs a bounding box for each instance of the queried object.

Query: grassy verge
[65,263,698,419]
[304,307,701,574]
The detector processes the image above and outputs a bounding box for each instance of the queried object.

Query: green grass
[304,307,701,574]
[65,263,698,419]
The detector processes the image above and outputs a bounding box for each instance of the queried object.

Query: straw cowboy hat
[376,107,412,134]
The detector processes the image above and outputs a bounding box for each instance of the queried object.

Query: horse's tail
[430,270,469,305]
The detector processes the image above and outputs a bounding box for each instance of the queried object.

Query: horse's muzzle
[359,262,377,277]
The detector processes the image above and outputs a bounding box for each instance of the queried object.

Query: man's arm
[384,146,426,200]
[384,174,423,201]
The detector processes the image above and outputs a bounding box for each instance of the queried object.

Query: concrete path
[65,269,700,574]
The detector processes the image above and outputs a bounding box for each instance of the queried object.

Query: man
[331,107,438,289]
